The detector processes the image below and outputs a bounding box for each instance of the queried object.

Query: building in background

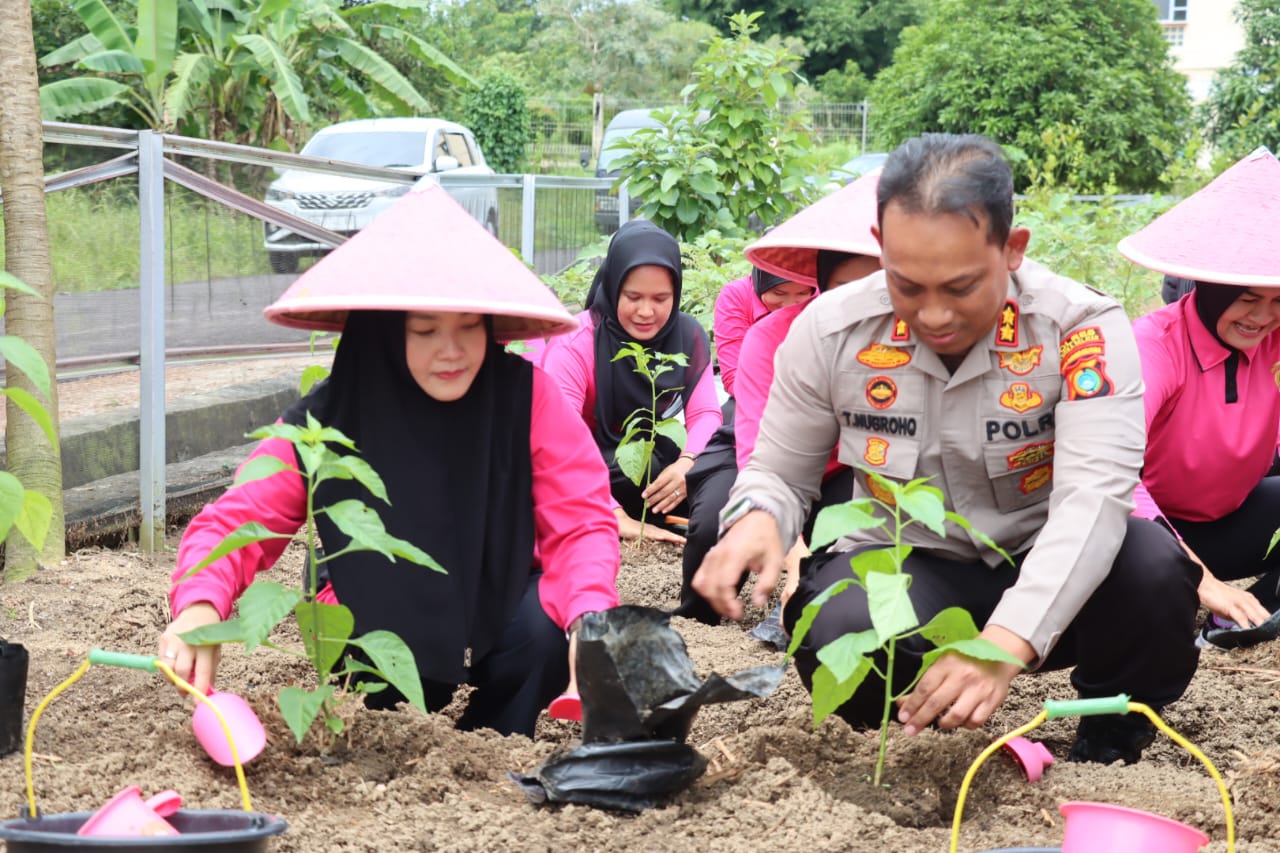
[1154,0,1245,102]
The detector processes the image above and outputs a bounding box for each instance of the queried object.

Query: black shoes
[1068,712,1157,765]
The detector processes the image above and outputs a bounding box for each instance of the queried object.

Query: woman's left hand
[642,456,695,514]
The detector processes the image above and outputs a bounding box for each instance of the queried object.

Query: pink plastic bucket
[1001,736,1054,782]
[76,786,181,837]
[191,691,266,767]
[1059,802,1208,853]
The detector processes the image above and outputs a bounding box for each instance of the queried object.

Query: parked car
[591,108,666,234]
[262,117,500,273]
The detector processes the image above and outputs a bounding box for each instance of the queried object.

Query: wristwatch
[718,496,772,538]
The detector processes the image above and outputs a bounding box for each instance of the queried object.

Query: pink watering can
[76,786,182,837]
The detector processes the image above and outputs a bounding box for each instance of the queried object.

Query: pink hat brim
[1117,147,1280,286]
[744,171,882,288]
[263,184,577,342]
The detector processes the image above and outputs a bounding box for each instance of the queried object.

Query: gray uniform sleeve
[987,299,1147,661]
[727,305,841,548]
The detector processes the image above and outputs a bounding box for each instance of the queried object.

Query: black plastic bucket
[0,641,29,757]
[0,810,287,852]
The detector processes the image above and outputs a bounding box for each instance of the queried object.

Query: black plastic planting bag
[512,606,786,810]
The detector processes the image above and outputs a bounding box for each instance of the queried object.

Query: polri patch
[1018,464,1053,494]
[999,345,1043,376]
[1006,440,1054,470]
[866,376,898,409]
[864,437,889,466]
[999,382,1044,413]
[856,343,911,369]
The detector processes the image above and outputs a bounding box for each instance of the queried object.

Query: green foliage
[661,0,922,84]
[611,12,820,241]
[814,60,871,103]
[0,273,59,558]
[869,0,1192,193]
[179,413,444,746]
[1201,0,1280,166]
[680,229,750,335]
[612,342,688,539]
[788,473,1023,786]
[463,70,531,173]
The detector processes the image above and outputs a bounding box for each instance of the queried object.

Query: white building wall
[1161,1,1246,102]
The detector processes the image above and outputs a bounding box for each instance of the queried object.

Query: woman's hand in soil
[642,456,694,515]
[160,602,223,695]
[1198,571,1271,629]
[694,510,784,620]
[615,508,686,544]
[896,625,1032,736]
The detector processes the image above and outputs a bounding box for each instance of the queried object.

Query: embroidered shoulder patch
[1006,440,1054,470]
[891,317,911,341]
[995,301,1019,347]
[856,344,911,369]
[864,437,889,466]
[999,382,1044,413]
[998,345,1043,376]
[865,376,898,409]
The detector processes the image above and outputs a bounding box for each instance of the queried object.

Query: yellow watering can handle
[948,695,1234,853]
[23,649,254,819]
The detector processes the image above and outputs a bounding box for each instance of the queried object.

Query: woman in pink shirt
[713,269,815,398]
[542,220,721,541]
[158,187,620,737]
[1119,148,1280,650]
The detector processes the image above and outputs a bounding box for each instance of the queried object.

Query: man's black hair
[876,133,1014,247]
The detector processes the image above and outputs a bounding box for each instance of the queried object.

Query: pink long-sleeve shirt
[1131,294,1280,523]
[540,315,723,457]
[170,368,621,631]
[713,275,769,398]
[735,302,844,480]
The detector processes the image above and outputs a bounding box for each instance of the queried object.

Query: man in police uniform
[693,134,1200,764]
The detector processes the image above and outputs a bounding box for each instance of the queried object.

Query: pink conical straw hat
[1117,147,1280,286]
[744,170,882,288]
[264,184,577,342]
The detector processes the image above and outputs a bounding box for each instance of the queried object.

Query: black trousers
[782,515,1201,728]
[1168,475,1280,612]
[364,572,569,737]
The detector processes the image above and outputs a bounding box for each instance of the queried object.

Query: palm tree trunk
[0,0,67,579]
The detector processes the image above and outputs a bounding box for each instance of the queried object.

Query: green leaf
[299,365,329,396]
[165,52,212,123]
[179,617,251,646]
[277,684,333,744]
[944,512,1013,564]
[0,472,28,542]
[809,500,884,550]
[13,491,53,552]
[941,637,1027,668]
[295,601,354,681]
[72,0,134,52]
[40,33,104,68]
[0,272,41,298]
[916,606,980,648]
[39,77,131,120]
[654,418,687,449]
[349,630,426,712]
[660,167,683,193]
[866,571,918,642]
[811,659,872,726]
[2,388,59,450]
[786,577,854,656]
[232,33,311,123]
[316,455,388,504]
[848,545,910,585]
[322,501,445,571]
[183,521,293,579]
[236,581,304,652]
[0,336,52,397]
[1267,527,1280,558]
[897,485,947,536]
[615,440,650,488]
[232,455,291,488]
[77,49,146,74]
[331,38,430,112]
[815,629,880,682]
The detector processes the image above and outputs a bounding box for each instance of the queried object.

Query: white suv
[263,117,500,273]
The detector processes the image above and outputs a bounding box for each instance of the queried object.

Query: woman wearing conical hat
[1120,147,1280,650]
[158,186,620,736]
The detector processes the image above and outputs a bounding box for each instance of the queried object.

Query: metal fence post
[137,130,166,551]
[861,100,869,153]
[618,181,630,229]
[521,174,536,270]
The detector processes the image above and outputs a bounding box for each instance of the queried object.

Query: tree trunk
[0,0,67,579]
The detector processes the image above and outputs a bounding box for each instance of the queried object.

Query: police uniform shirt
[732,258,1146,661]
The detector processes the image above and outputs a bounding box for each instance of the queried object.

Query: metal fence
[18,122,624,549]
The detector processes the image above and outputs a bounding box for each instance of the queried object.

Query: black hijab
[1194,282,1244,404]
[282,310,534,684]
[586,220,711,465]
[751,267,789,297]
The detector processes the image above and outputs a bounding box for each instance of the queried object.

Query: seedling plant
[786,472,1025,785]
[612,341,688,538]
[179,411,443,747]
